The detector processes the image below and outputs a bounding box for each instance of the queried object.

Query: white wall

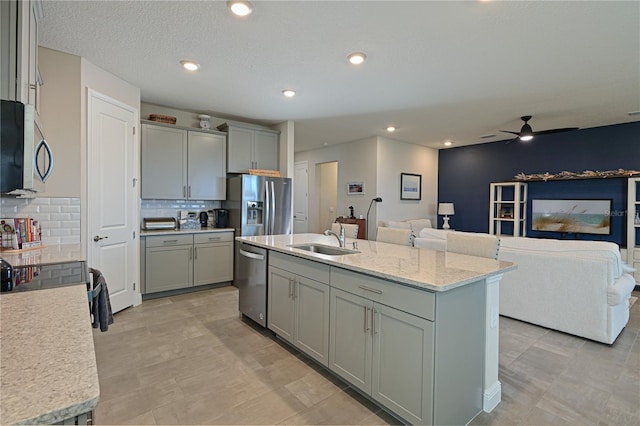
[376,137,439,229]
[272,120,294,178]
[317,161,338,232]
[38,47,82,197]
[295,137,377,234]
[140,102,226,129]
[295,136,438,239]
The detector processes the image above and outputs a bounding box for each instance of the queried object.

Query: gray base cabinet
[268,251,331,366]
[267,251,485,425]
[143,232,234,294]
[329,287,434,425]
[145,235,193,294]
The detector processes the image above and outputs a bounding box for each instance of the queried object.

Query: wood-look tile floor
[93,286,640,425]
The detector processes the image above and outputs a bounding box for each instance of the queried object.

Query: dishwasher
[235,242,268,327]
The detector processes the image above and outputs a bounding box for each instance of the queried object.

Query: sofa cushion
[607,273,636,306]
[388,220,412,230]
[405,219,432,235]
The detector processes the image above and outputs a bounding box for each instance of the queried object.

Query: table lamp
[438,203,455,230]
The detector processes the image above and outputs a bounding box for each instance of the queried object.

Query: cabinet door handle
[188,186,192,198]
[372,307,378,335]
[194,247,197,259]
[183,186,186,198]
[364,305,370,333]
[189,247,193,260]
[358,285,383,294]
[288,278,293,298]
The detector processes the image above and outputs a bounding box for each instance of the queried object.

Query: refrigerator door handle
[270,181,276,234]
[264,180,270,235]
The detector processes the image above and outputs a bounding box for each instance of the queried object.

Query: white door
[293,161,308,233]
[88,90,138,313]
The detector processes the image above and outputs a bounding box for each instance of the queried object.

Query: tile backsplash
[0,197,81,245]
[140,199,221,223]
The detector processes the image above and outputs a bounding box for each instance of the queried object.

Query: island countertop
[237,233,516,292]
[0,284,100,425]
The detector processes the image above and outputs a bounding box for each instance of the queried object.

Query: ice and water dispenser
[246,201,263,225]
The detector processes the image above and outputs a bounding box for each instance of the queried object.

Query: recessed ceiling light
[227,1,253,16]
[282,89,296,97]
[348,52,367,65]
[386,126,396,132]
[180,60,199,71]
[444,140,453,146]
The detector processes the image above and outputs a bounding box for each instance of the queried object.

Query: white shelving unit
[627,177,640,284]
[489,182,527,237]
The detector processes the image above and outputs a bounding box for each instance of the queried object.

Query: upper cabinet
[1,0,42,110]
[141,122,226,200]
[218,122,279,173]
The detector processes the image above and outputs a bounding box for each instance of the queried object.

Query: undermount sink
[288,243,360,256]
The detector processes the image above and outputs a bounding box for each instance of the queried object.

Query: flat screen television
[531,199,612,235]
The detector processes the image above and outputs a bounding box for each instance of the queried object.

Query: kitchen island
[237,233,516,425]
[0,284,99,424]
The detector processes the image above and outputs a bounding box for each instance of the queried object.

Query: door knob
[93,235,108,242]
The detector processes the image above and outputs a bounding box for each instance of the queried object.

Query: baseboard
[483,381,502,413]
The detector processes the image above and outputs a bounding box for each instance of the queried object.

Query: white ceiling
[38,1,640,152]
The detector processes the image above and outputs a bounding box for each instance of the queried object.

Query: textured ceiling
[38,1,640,152]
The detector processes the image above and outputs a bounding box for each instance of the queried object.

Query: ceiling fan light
[519,123,533,141]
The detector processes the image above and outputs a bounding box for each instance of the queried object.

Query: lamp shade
[438,203,455,215]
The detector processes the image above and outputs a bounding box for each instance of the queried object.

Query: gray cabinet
[219,122,279,173]
[330,267,485,425]
[1,0,42,106]
[144,235,193,294]
[143,231,234,294]
[193,233,234,286]
[268,251,331,366]
[329,286,434,425]
[141,122,226,200]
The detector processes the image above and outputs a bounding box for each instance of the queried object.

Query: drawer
[145,234,193,248]
[269,251,330,284]
[194,232,234,244]
[330,267,435,321]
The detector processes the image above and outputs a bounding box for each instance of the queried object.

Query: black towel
[89,268,114,332]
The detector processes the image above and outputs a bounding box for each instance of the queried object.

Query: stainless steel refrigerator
[225,174,292,327]
[225,174,293,237]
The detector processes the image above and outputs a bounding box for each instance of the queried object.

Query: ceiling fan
[500,115,579,142]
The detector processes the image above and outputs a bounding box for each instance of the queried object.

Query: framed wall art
[347,182,365,195]
[400,173,421,200]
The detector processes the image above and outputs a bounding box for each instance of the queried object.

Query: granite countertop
[0,284,100,424]
[238,233,516,292]
[0,243,83,267]
[141,227,235,237]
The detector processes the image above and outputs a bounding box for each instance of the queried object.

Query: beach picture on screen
[532,199,611,235]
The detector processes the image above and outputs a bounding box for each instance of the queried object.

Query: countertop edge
[141,227,235,236]
[237,235,516,292]
[16,395,99,425]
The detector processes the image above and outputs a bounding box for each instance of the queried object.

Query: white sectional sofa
[498,237,635,344]
[413,229,636,344]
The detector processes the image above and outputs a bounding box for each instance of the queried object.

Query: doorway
[316,161,338,233]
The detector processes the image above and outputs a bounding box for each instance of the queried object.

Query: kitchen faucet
[324,223,345,247]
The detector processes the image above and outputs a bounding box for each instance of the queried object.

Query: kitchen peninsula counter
[0,284,99,424]
[237,233,516,292]
[238,233,516,423]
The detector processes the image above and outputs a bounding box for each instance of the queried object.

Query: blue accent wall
[437,121,640,246]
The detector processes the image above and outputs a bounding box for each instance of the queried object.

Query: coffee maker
[214,209,228,228]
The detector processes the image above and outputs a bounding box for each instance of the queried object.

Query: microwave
[0,100,53,195]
